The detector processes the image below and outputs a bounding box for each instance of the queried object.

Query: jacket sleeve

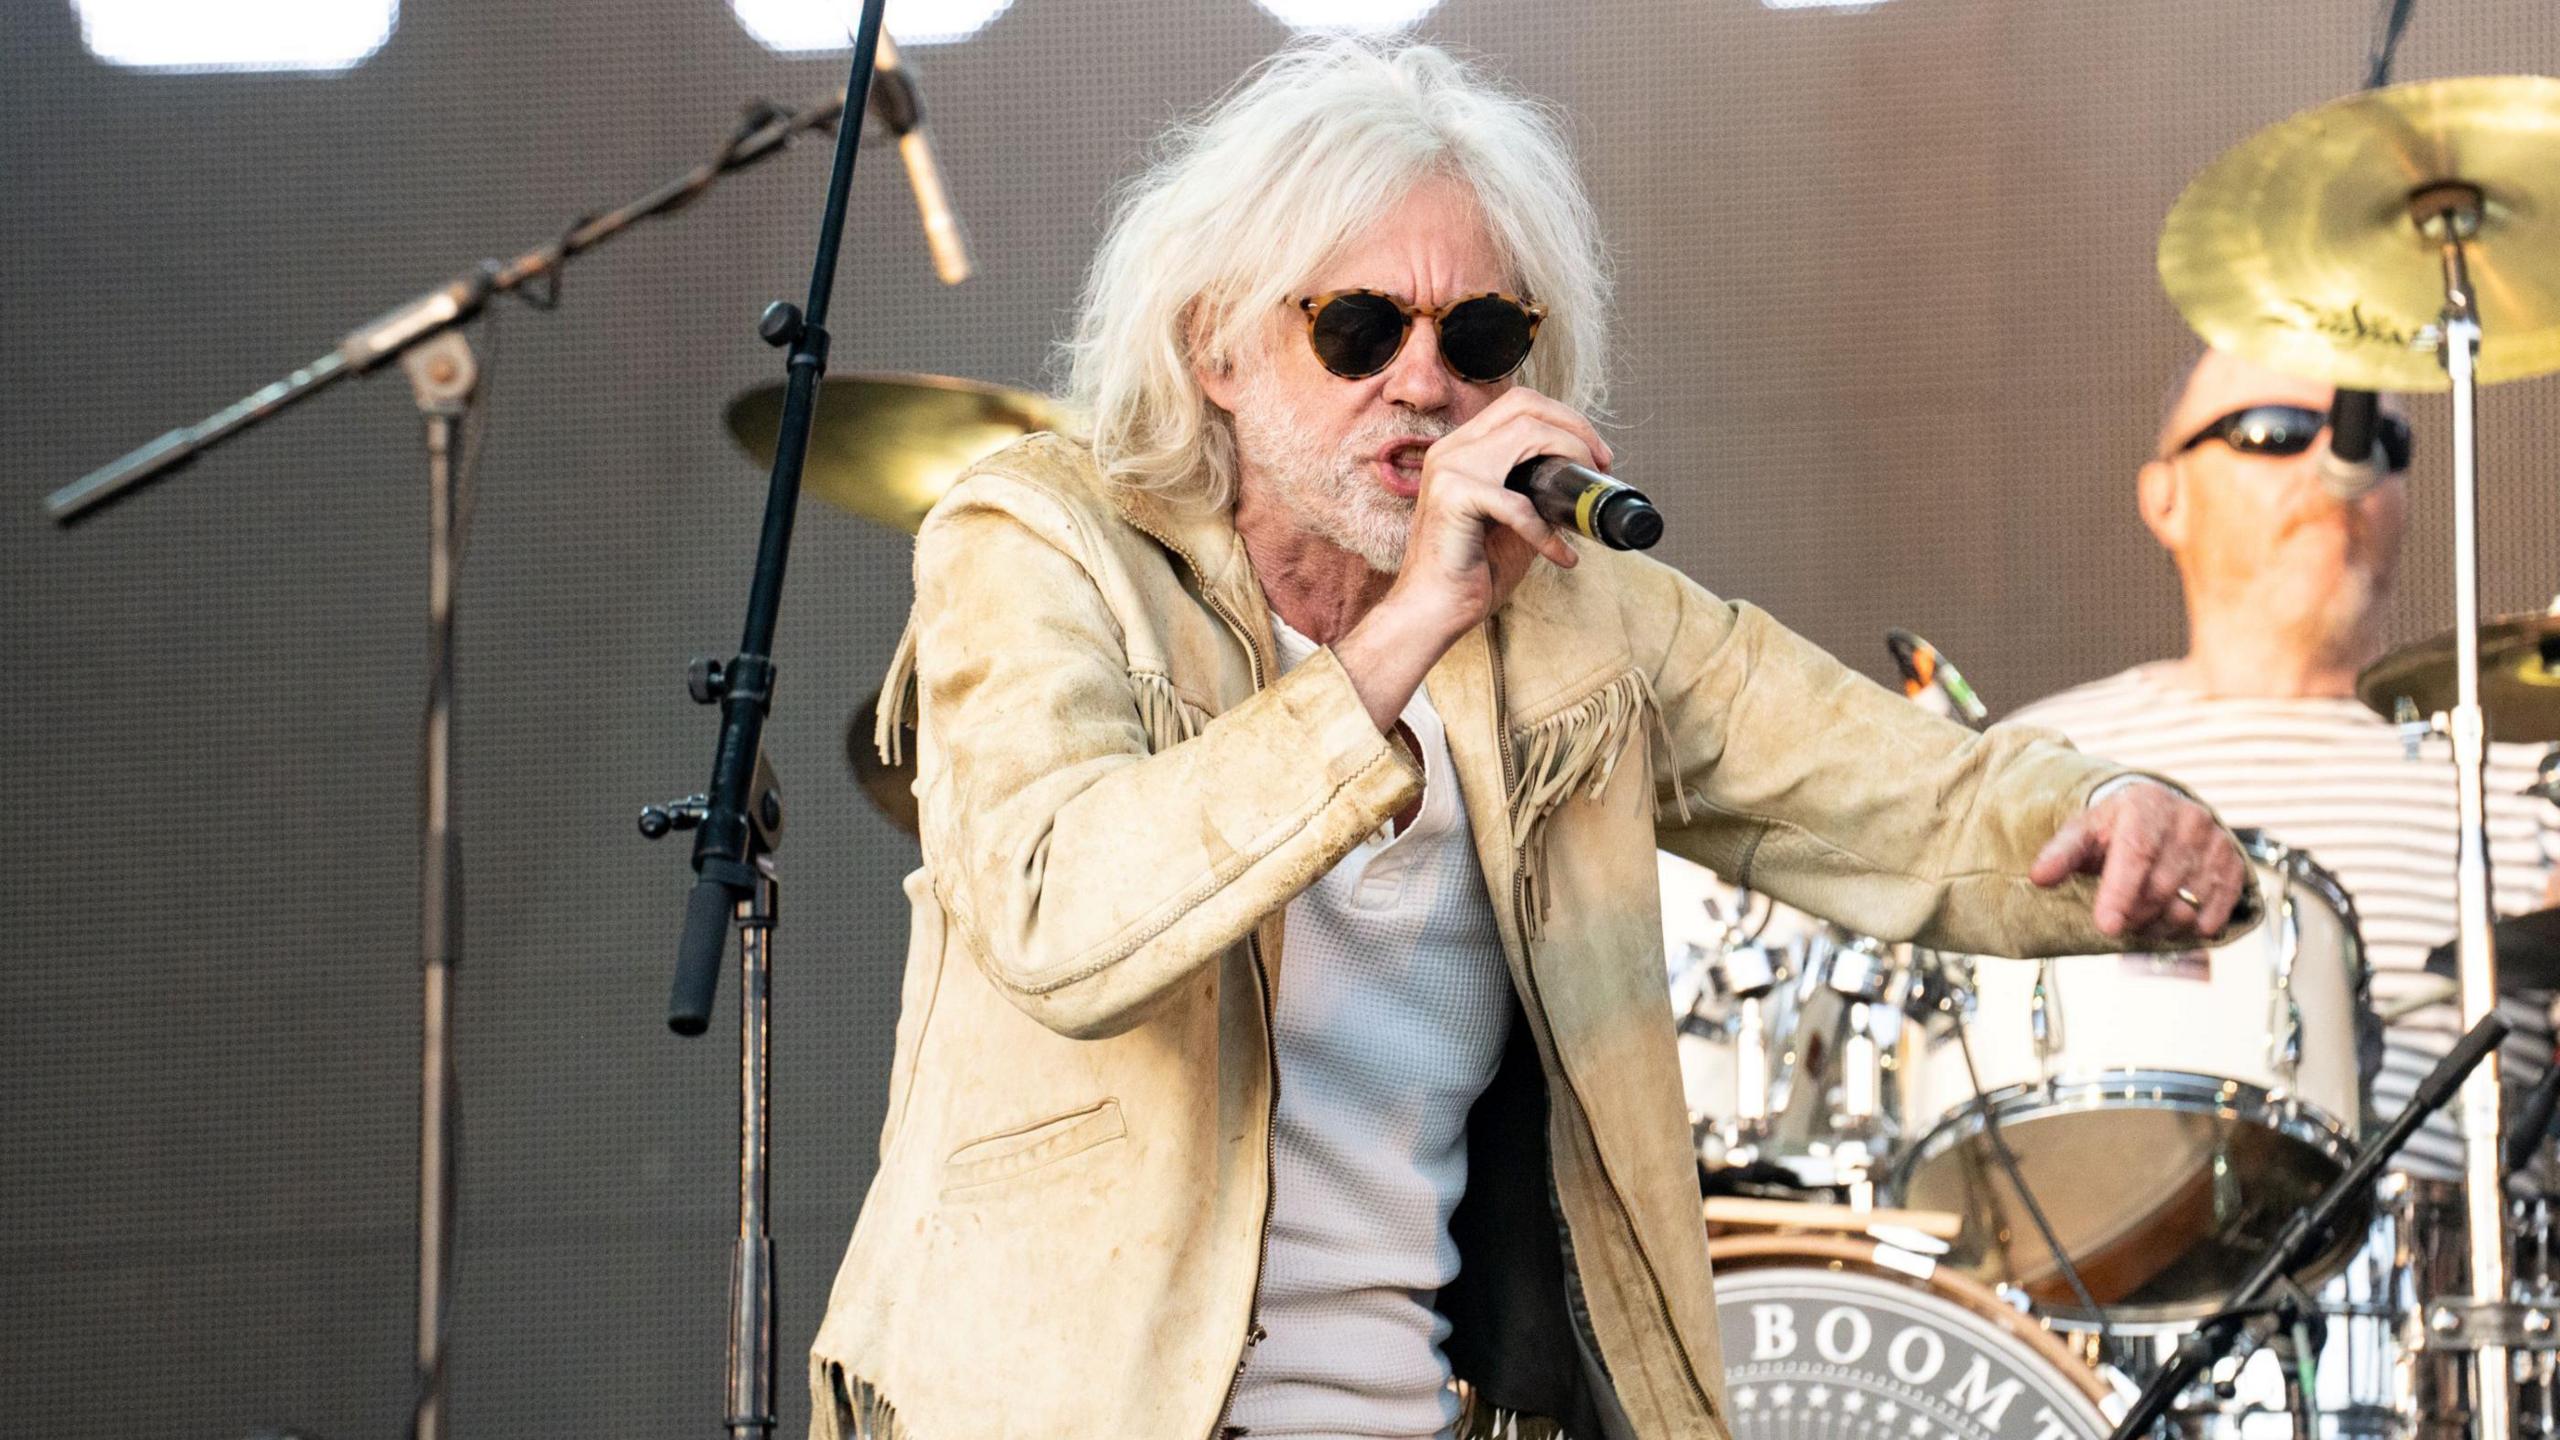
[1642,573,2141,958]
[909,479,1421,1039]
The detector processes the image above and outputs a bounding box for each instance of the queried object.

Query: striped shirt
[2010,664,2560,1181]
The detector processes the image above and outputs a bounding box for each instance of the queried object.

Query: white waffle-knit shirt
[1223,617,1514,1440]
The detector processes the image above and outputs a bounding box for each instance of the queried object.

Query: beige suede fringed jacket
[811,434,2152,1440]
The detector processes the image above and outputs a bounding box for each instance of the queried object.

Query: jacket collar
[1102,472,1261,616]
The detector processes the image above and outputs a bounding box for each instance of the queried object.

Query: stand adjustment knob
[758,301,804,348]
[639,796,710,840]
[688,656,728,704]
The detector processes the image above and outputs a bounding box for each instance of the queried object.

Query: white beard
[1227,370,1446,575]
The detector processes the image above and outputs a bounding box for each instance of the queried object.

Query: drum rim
[1895,1072,2367,1331]
[1900,1069,2360,1178]
[1709,1231,2115,1407]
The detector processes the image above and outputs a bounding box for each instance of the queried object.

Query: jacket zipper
[1116,520,1280,1439]
[1487,617,1720,1432]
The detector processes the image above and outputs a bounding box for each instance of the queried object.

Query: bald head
[2153,347,2341,459]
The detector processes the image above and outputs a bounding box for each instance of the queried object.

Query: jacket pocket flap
[940,1098,1125,1194]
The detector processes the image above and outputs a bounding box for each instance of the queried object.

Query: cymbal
[2357,605,2560,742]
[2425,908,2560,991]
[845,688,918,836]
[726,373,1072,533]
[2159,75,2560,391]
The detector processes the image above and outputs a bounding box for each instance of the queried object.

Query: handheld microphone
[872,35,973,286]
[1885,629,1989,726]
[2317,388,2384,500]
[1503,457,1661,550]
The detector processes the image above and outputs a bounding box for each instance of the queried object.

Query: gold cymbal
[725,373,1073,533]
[2357,605,2560,742]
[2159,75,2560,392]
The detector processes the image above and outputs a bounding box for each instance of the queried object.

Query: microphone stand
[42,82,857,1440]
[2106,1011,2513,1439]
[638,2,892,1435]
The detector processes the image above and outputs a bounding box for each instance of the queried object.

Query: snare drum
[1712,1232,2117,1439]
[1898,830,2379,1328]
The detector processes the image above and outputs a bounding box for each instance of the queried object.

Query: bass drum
[1712,1233,2117,1440]
[1897,830,2378,1329]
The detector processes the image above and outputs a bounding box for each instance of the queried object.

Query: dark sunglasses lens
[1438,297,1537,382]
[2222,406,2323,456]
[1309,294,1410,377]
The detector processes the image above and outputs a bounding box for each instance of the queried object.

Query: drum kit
[739,73,2560,1440]
[1666,74,2560,1439]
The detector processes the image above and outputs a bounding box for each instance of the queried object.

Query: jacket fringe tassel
[876,622,922,768]
[876,622,1209,768]
[1504,668,1687,939]
[1453,1382,1576,1440]
[819,1364,913,1440]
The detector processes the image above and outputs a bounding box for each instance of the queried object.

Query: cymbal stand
[2410,180,2516,1437]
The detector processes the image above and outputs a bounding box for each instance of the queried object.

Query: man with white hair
[808,41,2248,1440]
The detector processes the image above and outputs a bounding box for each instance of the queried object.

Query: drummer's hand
[2029,780,2249,940]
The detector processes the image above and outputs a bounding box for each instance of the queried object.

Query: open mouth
[1375,439,1432,496]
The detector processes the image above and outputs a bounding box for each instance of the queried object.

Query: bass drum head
[1711,1234,2114,1440]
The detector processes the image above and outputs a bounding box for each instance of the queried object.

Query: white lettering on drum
[1751,1304,1798,1361]
[1943,1356,2025,1428]
[2031,1405,2079,1440]
[1886,1325,1945,1384]
[1814,1306,1872,1364]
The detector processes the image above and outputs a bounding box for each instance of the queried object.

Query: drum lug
[2419,1298,2560,1352]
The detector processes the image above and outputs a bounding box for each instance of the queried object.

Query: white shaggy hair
[1060,38,1613,511]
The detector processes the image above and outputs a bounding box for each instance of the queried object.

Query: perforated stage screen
[3,2,2556,1435]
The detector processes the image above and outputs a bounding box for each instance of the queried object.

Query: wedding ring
[2175,886,2203,909]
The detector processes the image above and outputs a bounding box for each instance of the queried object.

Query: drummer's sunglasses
[2172,403,2413,475]
[1295,289,1545,384]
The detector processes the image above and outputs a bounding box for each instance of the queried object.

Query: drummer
[2009,344,2560,1182]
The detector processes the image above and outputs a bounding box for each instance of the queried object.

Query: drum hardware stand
[2409,178,2518,1440]
[2109,1011,2512,1440]
[643,2,895,1435]
[639,752,784,1440]
[38,71,866,1440]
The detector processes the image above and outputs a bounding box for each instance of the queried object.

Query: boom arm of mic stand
[2107,1009,2512,1439]
[42,87,852,526]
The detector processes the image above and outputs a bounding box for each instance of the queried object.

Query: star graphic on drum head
[1733,1387,1757,1410]
[1909,1416,1932,1436]
[1842,1392,1866,1413]
[1807,1386,1831,1408]
[1875,1401,1901,1424]
[1769,1384,1795,1408]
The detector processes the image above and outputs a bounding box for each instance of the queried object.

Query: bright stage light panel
[734,0,1017,50]
[1250,0,1444,30]
[74,0,399,72]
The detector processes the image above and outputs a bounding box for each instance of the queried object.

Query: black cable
[1949,1000,2114,1347]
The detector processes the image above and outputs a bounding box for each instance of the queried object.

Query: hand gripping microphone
[1503,457,1662,550]
[871,34,973,285]
[2317,388,2385,501]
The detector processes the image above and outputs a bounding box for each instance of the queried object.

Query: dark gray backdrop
[4,1,2556,1435]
